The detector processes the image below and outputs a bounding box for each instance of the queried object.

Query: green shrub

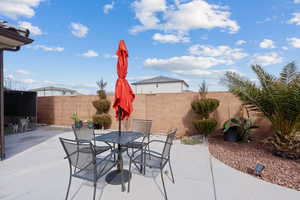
[92,79,112,129]
[191,98,220,119]
[97,90,107,99]
[93,99,111,114]
[93,114,112,129]
[181,137,202,145]
[193,119,217,137]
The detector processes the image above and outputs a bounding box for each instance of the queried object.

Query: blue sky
[1,0,300,94]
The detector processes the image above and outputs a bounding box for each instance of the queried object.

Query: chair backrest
[59,137,95,170]
[162,129,177,160]
[131,119,152,135]
[72,125,94,141]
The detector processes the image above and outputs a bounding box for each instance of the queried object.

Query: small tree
[191,81,219,137]
[223,62,300,159]
[92,78,112,129]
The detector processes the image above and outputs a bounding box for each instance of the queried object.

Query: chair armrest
[144,149,162,156]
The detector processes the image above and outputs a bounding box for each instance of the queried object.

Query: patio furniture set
[59,119,177,200]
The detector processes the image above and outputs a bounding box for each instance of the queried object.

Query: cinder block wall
[37,92,271,137]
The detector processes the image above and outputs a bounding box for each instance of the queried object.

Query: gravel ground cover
[209,135,300,191]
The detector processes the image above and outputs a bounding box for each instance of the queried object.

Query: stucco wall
[37,92,271,137]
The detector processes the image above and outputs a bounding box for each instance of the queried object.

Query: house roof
[0,21,33,49]
[131,76,189,87]
[30,86,78,93]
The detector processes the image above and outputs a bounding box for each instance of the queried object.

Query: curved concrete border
[209,153,300,200]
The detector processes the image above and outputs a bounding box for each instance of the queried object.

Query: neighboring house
[131,76,189,94]
[30,86,80,97]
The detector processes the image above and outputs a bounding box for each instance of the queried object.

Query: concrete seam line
[209,152,218,200]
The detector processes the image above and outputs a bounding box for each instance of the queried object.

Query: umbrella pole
[117,106,122,171]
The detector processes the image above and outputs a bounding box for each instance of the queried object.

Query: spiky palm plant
[223,62,300,159]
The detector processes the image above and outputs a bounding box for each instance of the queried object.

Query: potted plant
[71,112,82,128]
[92,78,112,129]
[191,81,220,140]
[223,117,259,142]
[87,120,94,129]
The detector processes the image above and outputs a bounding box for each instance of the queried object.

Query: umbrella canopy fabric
[113,40,135,120]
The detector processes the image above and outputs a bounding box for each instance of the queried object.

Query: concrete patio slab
[0,129,299,200]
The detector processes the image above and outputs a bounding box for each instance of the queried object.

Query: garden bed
[208,135,300,191]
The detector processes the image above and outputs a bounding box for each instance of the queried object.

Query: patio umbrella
[107,40,134,190]
[113,40,135,127]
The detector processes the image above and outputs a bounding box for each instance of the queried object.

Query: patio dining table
[95,131,145,191]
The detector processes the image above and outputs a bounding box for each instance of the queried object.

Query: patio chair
[72,125,111,155]
[127,129,177,200]
[123,119,152,157]
[59,137,116,200]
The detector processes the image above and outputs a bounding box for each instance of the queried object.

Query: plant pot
[224,127,238,142]
[74,121,83,128]
[88,123,94,129]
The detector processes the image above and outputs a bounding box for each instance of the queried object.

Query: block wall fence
[37,92,271,137]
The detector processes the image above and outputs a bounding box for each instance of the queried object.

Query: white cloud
[131,0,239,36]
[18,21,43,35]
[288,13,300,26]
[235,40,246,45]
[282,46,288,51]
[81,50,99,58]
[145,56,233,71]
[287,37,300,48]
[80,51,117,58]
[172,68,237,79]
[188,45,248,60]
[0,0,44,19]
[22,79,35,84]
[32,45,64,52]
[102,53,117,58]
[251,52,282,66]
[152,33,190,43]
[70,23,89,38]
[103,1,114,14]
[16,69,30,75]
[163,0,239,34]
[259,39,276,49]
[144,55,237,79]
[294,0,300,3]
[131,0,167,33]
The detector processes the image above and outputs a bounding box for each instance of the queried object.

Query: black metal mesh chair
[59,138,116,200]
[72,125,111,155]
[127,129,177,200]
[124,119,152,155]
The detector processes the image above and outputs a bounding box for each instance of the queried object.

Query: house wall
[133,82,187,94]
[37,90,75,97]
[37,92,271,137]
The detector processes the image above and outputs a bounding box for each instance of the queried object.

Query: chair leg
[65,175,72,200]
[160,168,168,200]
[93,181,97,200]
[168,160,175,183]
[120,159,125,192]
[127,158,132,193]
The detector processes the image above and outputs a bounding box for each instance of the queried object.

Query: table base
[105,169,131,185]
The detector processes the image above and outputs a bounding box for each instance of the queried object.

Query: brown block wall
[37,92,271,137]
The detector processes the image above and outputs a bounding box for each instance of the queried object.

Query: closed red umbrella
[107,40,135,191]
[113,40,135,120]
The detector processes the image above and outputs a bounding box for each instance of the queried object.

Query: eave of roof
[0,25,33,48]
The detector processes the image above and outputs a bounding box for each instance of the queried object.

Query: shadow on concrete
[4,126,71,159]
